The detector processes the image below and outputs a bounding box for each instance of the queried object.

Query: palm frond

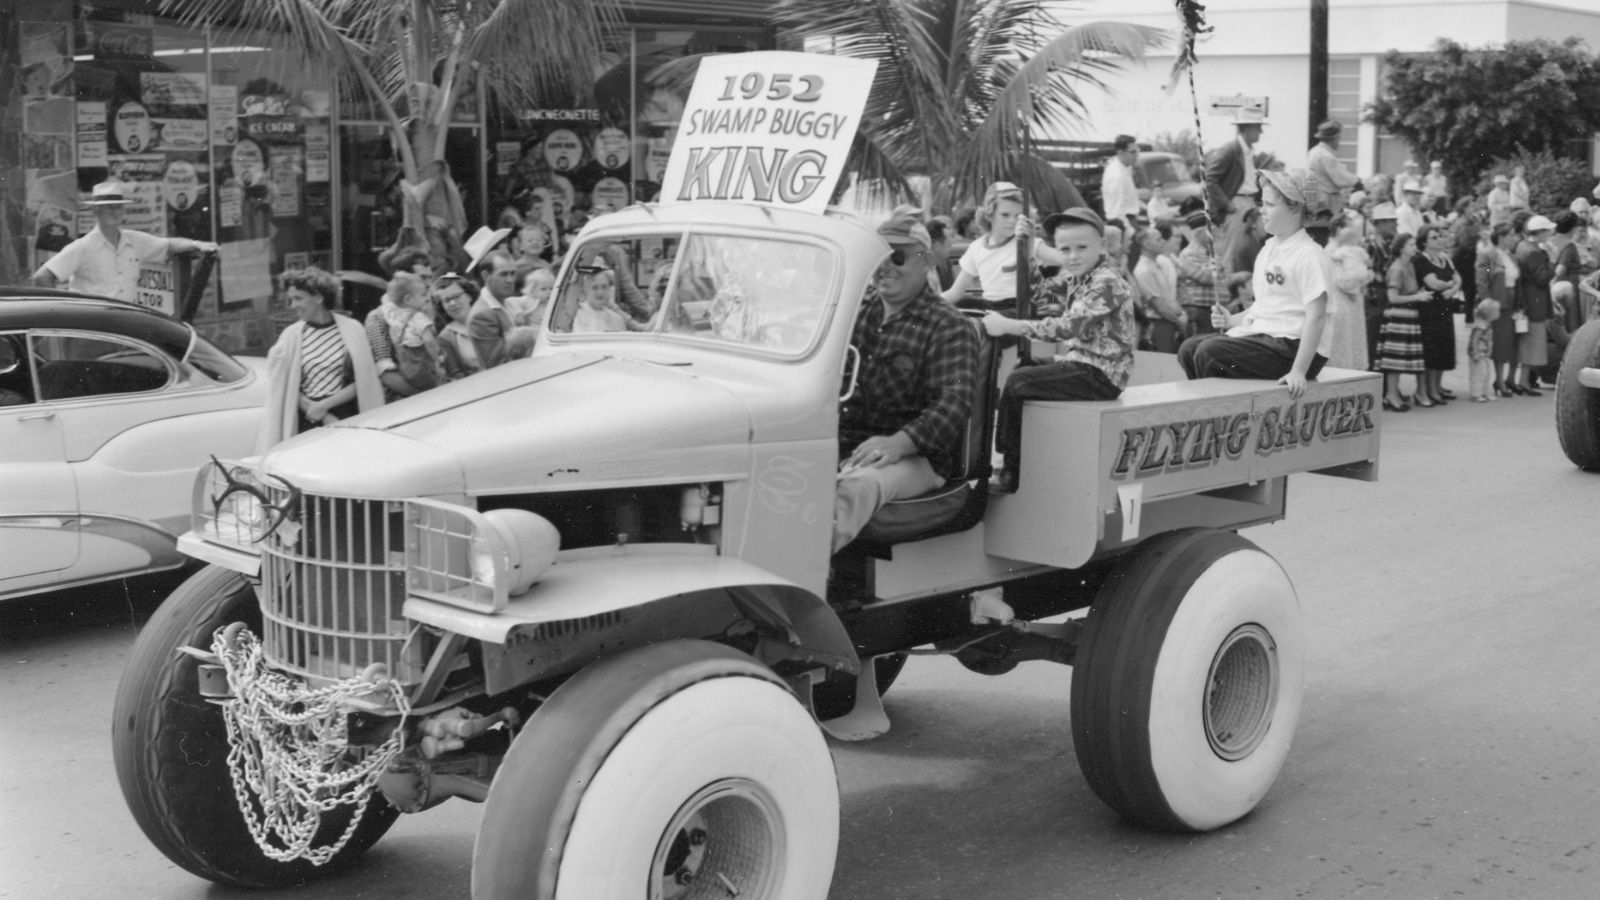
[464,0,627,113]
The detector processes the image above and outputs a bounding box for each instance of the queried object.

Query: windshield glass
[183,327,250,383]
[548,232,836,356]
[1142,155,1190,186]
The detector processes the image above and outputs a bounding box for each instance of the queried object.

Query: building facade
[1057,0,1600,181]
[0,0,775,354]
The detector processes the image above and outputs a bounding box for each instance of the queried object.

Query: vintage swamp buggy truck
[113,200,1382,898]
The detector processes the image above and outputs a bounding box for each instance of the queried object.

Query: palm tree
[767,0,1168,212]
[156,0,625,254]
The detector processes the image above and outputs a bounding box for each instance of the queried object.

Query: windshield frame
[181,324,251,384]
[543,225,846,362]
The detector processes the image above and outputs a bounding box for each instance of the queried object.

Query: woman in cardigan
[258,266,383,452]
[1412,225,1461,406]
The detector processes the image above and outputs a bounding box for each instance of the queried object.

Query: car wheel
[111,564,397,887]
[1071,528,1304,832]
[1555,319,1600,470]
[472,640,838,900]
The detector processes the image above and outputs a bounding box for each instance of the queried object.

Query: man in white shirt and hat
[1307,120,1358,218]
[32,180,217,306]
[1487,174,1512,226]
[461,225,517,369]
[1396,181,1425,237]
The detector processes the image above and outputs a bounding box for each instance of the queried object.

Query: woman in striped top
[258,267,383,451]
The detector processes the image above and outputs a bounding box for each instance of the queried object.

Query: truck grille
[258,491,425,686]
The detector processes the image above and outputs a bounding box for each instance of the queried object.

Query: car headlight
[406,500,561,613]
[195,459,285,546]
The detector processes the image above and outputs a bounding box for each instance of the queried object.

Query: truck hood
[284,354,753,496]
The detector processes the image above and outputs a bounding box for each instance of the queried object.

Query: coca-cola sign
[88,22,154,61]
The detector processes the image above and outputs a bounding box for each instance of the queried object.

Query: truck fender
[401,551,859,693]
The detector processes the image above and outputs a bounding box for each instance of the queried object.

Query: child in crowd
[941,181,1033,308]
[980,208,1137,492]
[381,271,446,390]
[510,267,556,332]
[570,268,629,333]
[1467,298,1499,402]
[1178,169,1331,399]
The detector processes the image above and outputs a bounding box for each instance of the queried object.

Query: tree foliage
[1366,38,1600,193]
[763,0,1167,211]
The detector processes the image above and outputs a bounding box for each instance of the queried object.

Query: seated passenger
[980,208,1137,493]
[834,211,978,552]
[570,269,630,333]
[1176,169,1331,398]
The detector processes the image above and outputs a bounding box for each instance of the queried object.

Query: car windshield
[183,327,250,383]
[547,231,836,356]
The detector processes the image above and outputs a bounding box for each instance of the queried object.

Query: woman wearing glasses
[432,273,483,379]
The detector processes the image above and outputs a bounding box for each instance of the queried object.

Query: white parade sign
[659,51,877,214]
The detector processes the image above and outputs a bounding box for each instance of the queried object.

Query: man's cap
[1430,160,1443,169]
[1042,207,1106,238]
[1493,174,1509,184]
[1369,201,1398,221]
[1182,208,1212,229]
[1314,120,1342,140]
[1572,197,1592,215]
[1526,214,1556,233]
[1233,107,1267,126]
[464,225,512,273]
[1400,178,1423,194]
[84,180,131,206]
[876,209,933,250]
[1403,159,1419,169]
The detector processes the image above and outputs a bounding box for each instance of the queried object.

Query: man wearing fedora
[32,180,217,305]
[1487,174,1512,227]
[1307,120,1358,219]
[1204,107,1267,276]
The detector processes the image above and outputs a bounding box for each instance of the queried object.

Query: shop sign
[242,116,303,143]
[659,51,877,214]
[134,263,175,315]
[86,22,153,61]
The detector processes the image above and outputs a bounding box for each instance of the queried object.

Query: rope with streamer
[212,625,411,865]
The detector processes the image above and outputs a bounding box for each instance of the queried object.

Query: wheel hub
[651,778,783,900]
[1203,623,1278,761]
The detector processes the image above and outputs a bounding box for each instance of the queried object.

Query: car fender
[403,549,858,693]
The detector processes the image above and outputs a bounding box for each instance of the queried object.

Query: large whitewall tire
[1071,529,1305,833]
[472,640,839,900]
[1555,319,1600,470]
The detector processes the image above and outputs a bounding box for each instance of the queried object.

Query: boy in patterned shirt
[980,208,1138,492]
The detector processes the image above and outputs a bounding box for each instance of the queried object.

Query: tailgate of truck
[984,368,1381,569]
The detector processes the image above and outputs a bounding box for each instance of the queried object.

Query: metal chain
[211,626,410,865]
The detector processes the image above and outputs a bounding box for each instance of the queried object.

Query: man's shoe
[991,467,1019,494]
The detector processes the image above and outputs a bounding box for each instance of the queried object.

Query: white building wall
[1052,0,1600,177]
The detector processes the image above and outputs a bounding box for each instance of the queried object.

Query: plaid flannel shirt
[840,285,978,479]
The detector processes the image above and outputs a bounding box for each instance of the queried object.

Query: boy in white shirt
[1176,168,1331,398]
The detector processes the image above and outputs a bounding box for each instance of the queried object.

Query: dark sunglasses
[887,247,926,267]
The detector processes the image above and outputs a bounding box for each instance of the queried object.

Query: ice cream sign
[659,51,877,213]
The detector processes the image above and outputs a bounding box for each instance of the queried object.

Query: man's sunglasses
[887,247,927,267]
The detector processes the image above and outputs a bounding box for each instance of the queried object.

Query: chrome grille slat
[259,488,423,686]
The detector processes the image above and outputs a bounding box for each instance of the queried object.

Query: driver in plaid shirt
[834,211,978,553]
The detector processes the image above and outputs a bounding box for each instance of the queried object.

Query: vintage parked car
[0,291,266,600]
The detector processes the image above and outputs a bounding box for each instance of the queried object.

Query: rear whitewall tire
[1072,529,1305,832]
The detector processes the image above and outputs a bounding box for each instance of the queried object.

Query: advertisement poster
[164,160,201,212]
[210,85,239,145]
[659,52,877,213]
[218,180,243,227]
[19,21,74,98]
[269,146,303,217]
[304,124,330,183]
[77,101,108,168]
[218,239,274,312]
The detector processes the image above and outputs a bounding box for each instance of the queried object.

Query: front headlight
[406,500,560,613]
[193,459,282,546]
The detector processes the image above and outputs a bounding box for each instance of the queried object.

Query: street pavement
[1,370,1594,900]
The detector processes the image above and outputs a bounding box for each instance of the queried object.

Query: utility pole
[1309,0,1329,142]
